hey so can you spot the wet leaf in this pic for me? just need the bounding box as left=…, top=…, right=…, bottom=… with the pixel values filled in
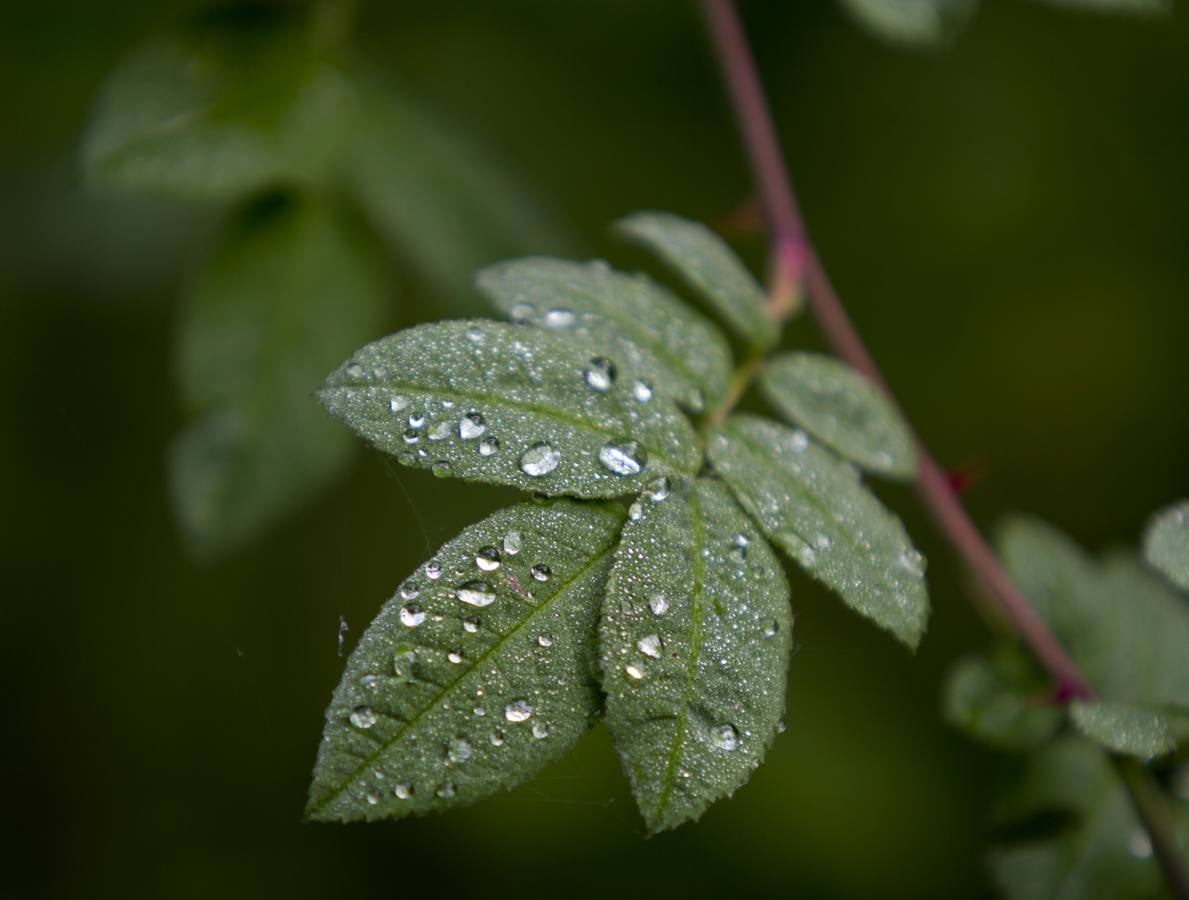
left=1144, top=500, right=1189, bottom=592
left=944, top=653, right=1062, bottom=752
left=319, top=320, right=701, bottom=498
left=616, top=211, right=776, bottom=350
left=1069, top=700, right=1176, bottom=761
left=600, top=478, right=792, bottom=832
left=760, top=352, right=915, bottom=479
left=170, top=194, right=386, bottom=557
left=709, top=414, right=928, bottom=647
left=307, top=499, right=625, bottom=821
left=82, top=10, right=355, bottom=199
left=477, top=257, right=732, bottom=410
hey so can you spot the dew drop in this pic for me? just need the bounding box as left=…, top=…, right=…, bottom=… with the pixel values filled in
left=459, top=412, right=486, bottom=440
left=637, top=634, right=662, bottom=658
left=478, top=437, right=500, bottom=457
left=629, top=501, right=644, bottom=521
left=530, top=564, right=552, bottom=582
left=633, top=380, right=654, bottom=402
left=649, top=594, right=670, bottom=616
left=436, top=781, right=456, bottom=799
left=400, top=581, right=421, bottom=601
left=531, top=721, right=550, bottom=740
left=463, top=616, right=481, bottom=634
left=896, top=549, right=927, bottom=578
left=431, top=460, right=453, bottom=478
left=402, top=428, right=420, bottom=445
left=465, top=326, right=484, bottom=342
left=427, top=420, right=452, bottom=442
left=346, top=362, right=365, bottom=379
left=349, top=706, right=378, bottom=729
left=475, top=546, right=501, bottom=571
left=763, top=619, right=780, bottom=638
left=446, top=737, right=472, bottom=764
left=711, top=724, right=739, bottom=751
left=447, top=647, right=465, bottom=664
left=425, top=562, right=443, bottom=580
left=503, top=531, right=522, bottom=556
left=504, top=699, right=533, bottom=722
left=490, top=732, right=506, bottom=746
left=407, top=412, right=426, bottom=429
left=360, top=674, right=383, bottom=690
left=813, top=533, right=833, bottom=551
left=543, top=307, right=575, bottom=328
left=599, top=440, right=646, bottom=476
left=777, top=717, right=787, bottom=734
left=365, top=789, right=381, bottom=805
left=537, top=634, right=553, bottom=647
left=582, top=357, right=617, bottom=392
left=400, top=604, right=426, bottom=627
left=645, top=476, right=670, bottom=501
left=389, top=395, right=409, bottom=413
left=624, top=662, right=645, bottom=680
left=394, top=781, right=413, bottom=800
left=790, top=429, right=809, bottom=452
left=520, top=442, right=561, bottom=477
left=473, top=706, right=486, bottom=717
left=456, top=581, right=496, bottom=607
left=509, top=302, right=535, bottom=321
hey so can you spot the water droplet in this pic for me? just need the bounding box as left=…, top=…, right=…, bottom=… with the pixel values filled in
left=896, top=549, right=926, bottom=578
left=637, top=634, right=662, bottom=658
left=441, top=399, right=455, bottom=409
left=360, top=674, right=383, bottom=690
left=431, top=460, right=453, bottom=478
left=459, top=412, right=486, bottom=440
left=394, top=781, right=413, bottom=799
left=732, top=531, right=750, bottom=561
left=509, top=302, right=535, bottom=321
left=389, top=395, right=409, bottom=413
left=624, top=662, right=645, bottom=680
left=407, top=412, right=426, bottom=429
left=465, top=326, right=484, bottom=342
left=645, top=476, right=670, bottom=501
left=711, top=724, right=739, bottom=751
left=478, top=437, right=500, bottom=457
left=537, top=634, right=553, bottom=647
left=473, top=706, right=486, bottom=717
left=520, top=442, right=561, bottom=477
left=490, top=732, right=505, bottom=746
left=350, top=706, right=378, bottom=729
left=532, top=721, right=550, bottom=739
left=776, top=717, right=787, bottom=734
left=402, top=428, right=420, bottom=445
left=463, top=616, right=481, bottom=634
left=790, top=430, right=809, bottom=452
left=629, top=502, right=644, bottom=521
left=346, top=362, right=365, bottom=379
left=1129, top=828, right=1153, bottom=858
left=504, top=700, right=533, bottom=722
left=456, top=581, right=496, bottom=607
left=446, top=737, right=472, bottom=764
left=400, top=581, right=421, bottom=601
left=633, top=380, right=653, bottom=402
left=763, top=619, right=780, bottom=638
left=543, top=307, right=574, bottom=328
left=530, top=564, right=552, bottom=582
left=393, top=644, right=416, bottom=679
left=475, top=546, right=501, bottom=571
left=599, top=440, right=646, bottom=476
left=366, top=789, right=381, bottom=805
left=813, top=533, right=833, bottom=551
left=649, top=594, right=669, bottom=616
left=447, top=647, right=464, bottom=664
left=400, top=604, right=426, bottom=627
left=582, top=357, right=616, bottom=392
left=503, top=531, right=522, bottom=556
left=427, top=420, right=452, bottom=442
left=425, top=562, right=443, bottom=580
left=436, top=781, right=456, bottom=799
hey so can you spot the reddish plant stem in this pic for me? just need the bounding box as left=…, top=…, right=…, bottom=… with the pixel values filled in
left=699, top=1, right=1187, bottom=895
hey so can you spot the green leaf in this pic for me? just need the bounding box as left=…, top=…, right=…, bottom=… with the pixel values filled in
left=82, top=10, right=355, bottom=200
left=170, top=194, right=386, bottom=557
left=307, top=499, right=625, bottom=821
left=943, top=654, right=1062, bottom=752
left=837, top=0, right=978, bottom=45
left=340, top=70, right=573, bottom=304
left=1144, top=500, right=1189, bottom=592
left=759, top=352, right=916, bottom=479
left=1069, top=700, right=1176, bottom=761
left=1000, top=518, right=1189, bottom=711
left=319, top=320, right=701, bottom=498
left=600, top=477, right=791, bottom=832
left=708, top=414, right=929, bottom=647
left=476, top=257, right=732, bottom=411
left=616, top=211, right=776, bottom=350
left=990, top=739, right=1187, bottom=900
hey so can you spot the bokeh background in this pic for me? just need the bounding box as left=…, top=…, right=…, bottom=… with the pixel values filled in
left=4, top=1, right=1189, bottom=897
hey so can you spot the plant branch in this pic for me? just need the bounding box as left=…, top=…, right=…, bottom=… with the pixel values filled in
left=699, top=1, right=1188, bottom=894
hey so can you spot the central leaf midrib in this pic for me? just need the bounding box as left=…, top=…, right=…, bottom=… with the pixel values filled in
left=309, top=529, right=620, bottom=815
left=653, top=484, right=707, bottom=822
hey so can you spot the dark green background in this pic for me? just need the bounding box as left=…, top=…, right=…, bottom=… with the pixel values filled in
left=3, top=1, right=1187, bottom=897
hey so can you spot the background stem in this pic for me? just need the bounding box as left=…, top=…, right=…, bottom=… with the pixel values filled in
left=698, top=0, right=1187, bottom=894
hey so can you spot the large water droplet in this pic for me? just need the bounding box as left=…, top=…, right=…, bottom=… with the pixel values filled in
left=407, top=412, right=426, bottom=429
left=503, top=531, right=522, bottom=556
left=400, top=604, right=426, bottom=627
left=475, top=546, right=502, bottom=571
left=425, top=561, right=443, bottom=580
left=520, top=442, right=561, bottom=477
left=504, top=699, right=533, bottom=722
left=456, top=581, right=496, bottom=607
left=459, top=412, right=486, bottom=440
left=530, top=564, right=552, bottom=582
left=447, top=647, right=465, bottom=664
left=350, top=706, right=378, bottom=729
left=478, top=437, right=500, bottom=457
left=583, top=357, right=616, bottom=392
left=649, top=594, right=670, bottom=616
left=624, top=662, right=645, bottom=680
left=637, top=634, right=662, bottom=658
left=711, top=724, right=739, bottom=751
left=599, top=440, right=646, bottom=476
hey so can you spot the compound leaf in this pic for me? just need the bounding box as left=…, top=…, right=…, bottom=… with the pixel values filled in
left=837, top=0, right=978, bottom=44
left=1144, top=500, right=1189, bottom=592
left=307, top=499, right=625, bottom=821
left=476, top=257, right=732, bottom=411
left=83, top=9, right=355, bottom=199
left=943, top=653, right=1062, bottom=752
left=600, top=477, right=791, bottom=832
left=171, top=194, right=386, bottom=557
left=616, top=211, right=776, bottom=350
left=709, top=414, right=928, bottom=647
left=760, top=352, right=916, bottom=479
left=1069, top=700, right=1176, bottom=761
left=990, top=739, right=1187, bottom=900
left=340, top=71, right=573, bottom=304
left=319, top=320, right=701, bottom=497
